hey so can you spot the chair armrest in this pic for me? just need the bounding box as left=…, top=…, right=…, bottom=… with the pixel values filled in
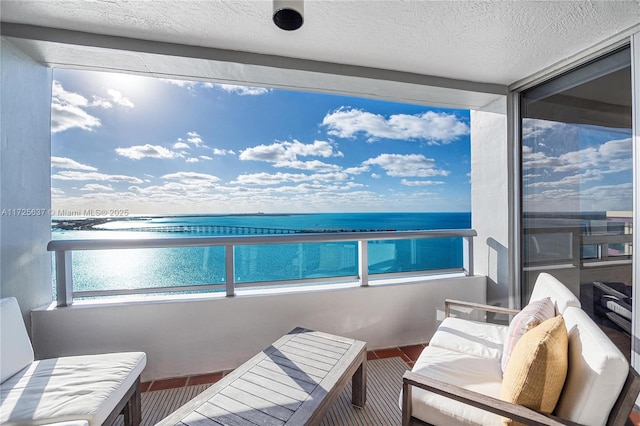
left=444, top=299, right=520, bottom=318
left=402, top=371, right=582, bottom=426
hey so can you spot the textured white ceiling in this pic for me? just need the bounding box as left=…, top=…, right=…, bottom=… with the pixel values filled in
left=2, top=0, right=639, bottom=86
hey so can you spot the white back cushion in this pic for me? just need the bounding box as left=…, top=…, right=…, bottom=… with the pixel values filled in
left=554, top=306, right=628, bottom=426
left=1, top=297, right=34, bottom=382
left=529, top=273, right=580, bottom=314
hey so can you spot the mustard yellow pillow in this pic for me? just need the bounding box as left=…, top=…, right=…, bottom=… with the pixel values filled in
left=500, top=315, right=568, bottom=425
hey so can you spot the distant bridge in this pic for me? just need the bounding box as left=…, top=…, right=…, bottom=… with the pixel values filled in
left=119, top=225, right=304, bottom=235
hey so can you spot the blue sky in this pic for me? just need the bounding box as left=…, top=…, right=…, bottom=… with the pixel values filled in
left=51, top=68, right=471, bottom=215
left=522, top=119, right=632, bottom=213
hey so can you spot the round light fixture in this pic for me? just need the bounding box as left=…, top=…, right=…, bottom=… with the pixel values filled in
left=273, top=0, right=304, bottom=31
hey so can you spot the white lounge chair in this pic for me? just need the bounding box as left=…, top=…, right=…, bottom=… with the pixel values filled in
left=0, top=297, right=146, bottom=425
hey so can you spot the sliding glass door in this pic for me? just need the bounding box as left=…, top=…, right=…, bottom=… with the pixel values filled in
left=521, top=46, right=633, bottom=358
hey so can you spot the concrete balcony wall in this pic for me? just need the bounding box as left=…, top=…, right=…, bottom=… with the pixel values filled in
left=470, top=98, right=510, bottom=308
left=0, top=38, right=53, bottom=329
left=31, top=275, right=485, bottom=381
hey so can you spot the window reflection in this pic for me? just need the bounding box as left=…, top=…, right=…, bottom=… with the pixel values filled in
left=521, top=47, right=632, bottom=359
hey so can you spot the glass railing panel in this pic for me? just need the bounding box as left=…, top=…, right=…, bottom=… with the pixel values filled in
left=368, top=237, right=463, bottom=275
left=234, top=242, right=358, bottom=283
left=70, top=246, right=226, bottom=294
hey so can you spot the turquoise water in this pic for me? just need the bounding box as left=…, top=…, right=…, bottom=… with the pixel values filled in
left=52, top=212, right=471, bottom=294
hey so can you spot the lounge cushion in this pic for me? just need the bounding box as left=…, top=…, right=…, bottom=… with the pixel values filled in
left=407, top=346, right=504, bottom=426
left=501, top=297, right=555, bottom=373
left=430, top=317, right=508, bottom=360
left=554, top=307, right=628, bottom=426
left=528, top=273, right=580, bottom=314
left=500, top=315, right=568, bottom=422
left=0, top=352, right=146, bottom=426
left=0, top=297, right=35, bottom=383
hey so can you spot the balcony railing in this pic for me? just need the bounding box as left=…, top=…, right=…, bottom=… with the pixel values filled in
left=47, top=229, right=477, bottom=307
left=523, top=226, right=633, bottom=269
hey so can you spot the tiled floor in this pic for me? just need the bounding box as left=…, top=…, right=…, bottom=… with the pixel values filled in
left=140, top=343, right=426, bottom=392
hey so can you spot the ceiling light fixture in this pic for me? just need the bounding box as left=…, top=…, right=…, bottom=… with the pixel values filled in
left=273, top=0, right=304, bottom=31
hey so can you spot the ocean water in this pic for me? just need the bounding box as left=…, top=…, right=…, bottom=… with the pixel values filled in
left=52, top=212, right=471, bottom=295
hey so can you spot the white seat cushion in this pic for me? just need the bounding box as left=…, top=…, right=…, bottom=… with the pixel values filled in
left=0, top=352, right=146, bottom=426
left=406, top=346, right=504, bottom=426
left=554, top=307, right=628, bottom=426
left=529, top=273, right=580, bottom=314
left=0, top=297, right=35, bottom=383
left=429, top=317, right=508, bottom=360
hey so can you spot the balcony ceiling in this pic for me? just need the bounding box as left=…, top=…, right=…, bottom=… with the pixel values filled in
left=1, top=1, right=639, bottom=108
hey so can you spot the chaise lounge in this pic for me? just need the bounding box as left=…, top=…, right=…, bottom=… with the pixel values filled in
left=402, top=273, right=640, bottom=425
left=0, top=297, right=147, bottom=426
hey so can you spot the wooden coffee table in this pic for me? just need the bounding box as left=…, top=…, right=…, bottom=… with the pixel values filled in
left=158, top=327, right=367, bottom=426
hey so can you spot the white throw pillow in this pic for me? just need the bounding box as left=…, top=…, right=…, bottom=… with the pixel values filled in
left=501, top=297, right=555, bottom=374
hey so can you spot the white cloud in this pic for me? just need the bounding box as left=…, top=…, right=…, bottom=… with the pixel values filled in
left=322, top=108, right=469, bottom=143
left=218, top=84, right=270, bottom=96
left=556, top=138, right=632, bottom=173
left=234, top=172, right=310, bottom=185
left=400, top=179, right=445, bottom=186
left=529, top=169, right=603, bottom=189
left=80, top=183, right=114, bottom=192
left=51, top=81, right=101, bottom=133
left=107, top=89, right=134, bottom=108
left=186, top=158, right=199, bottom=163
left=51, top=81, right=134, bottom=133
left=162, top=172, right=222, bottom=184
left=233, top=171, right=349, bottom=186
left=52, top=170, right=144, bottom=184
left=199, top=155, right=213, bottom=160
left=213, top=148, right=235, bottom=156
left=186, top=131, right=204, bottom=146
left=162, top=79, right=199, bottom=88
left=523, top=138, right=632, bottom=184
left=240, top=139, right=342, bottom=171
left=522, top=119, right=566, bottom=140
left=363, top=154, right=449, bottom=177
left=344, top=165, right=369, bottom=175
left=90, top=97, right=113, bottom=108
left=173, top=141, right=190, bottom=149
left=51, top=156, right=97, bottom=171
left=116, top=144, right=181, bottom=160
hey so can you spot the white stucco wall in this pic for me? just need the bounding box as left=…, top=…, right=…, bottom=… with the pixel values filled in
left=0, top=38, right=53, bottom=328
left=470, top=98, right=510, bottom=309
left=31, top=275, right=485, bottom=381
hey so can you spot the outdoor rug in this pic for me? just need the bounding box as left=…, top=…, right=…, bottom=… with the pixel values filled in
left=114, top=356, right=407, bottom=425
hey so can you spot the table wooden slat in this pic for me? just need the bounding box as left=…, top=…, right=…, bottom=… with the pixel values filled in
left=241, top=371, right=311, bottom=401
left=230, top=379, right=302, bottom=411
left=220, top=385, right=294, bottom=422
left=289, top=335, right=350, bottom=355
left=285, top=340, right=345, bottom=359
left=250, top=365, right=319, bottom=393
left=209, top=393, right=285, bottom=426
left=277, top=344, right=342, bottom=366
left=267, top=354, right=330, bottom=379
left=257, top=359, right=323, bottom=384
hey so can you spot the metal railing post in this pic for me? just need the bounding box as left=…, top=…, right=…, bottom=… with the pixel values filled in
left=225, top=245, right=235, bottom=297
left=56, top=250, right=73, bottom=307
left=463, top=236, right=474, bottom=276
left=571, top=227, right=581, bottom=267
left=358, top=240, right=369, bottom=286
